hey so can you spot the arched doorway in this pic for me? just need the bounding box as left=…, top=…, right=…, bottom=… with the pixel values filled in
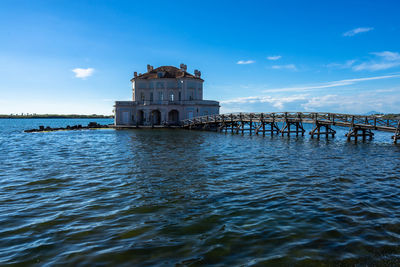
left=138, top=110, right=145, bottom=125
left=151, top=110, right=161, bottom=125
left=168, top=110, right=179, bottom=125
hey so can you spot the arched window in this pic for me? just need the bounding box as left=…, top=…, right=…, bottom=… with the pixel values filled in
left=170, top=92, right=174, bottom=101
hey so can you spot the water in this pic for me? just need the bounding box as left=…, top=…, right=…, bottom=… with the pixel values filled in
left=1, top=119, right=400, bottom=266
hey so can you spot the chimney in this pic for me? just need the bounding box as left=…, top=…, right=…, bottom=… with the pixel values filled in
left=147, top=64, right=153, bottom=72
left=134, top=72, right=137, bottom=78
left=180, top=63, right=187, bottom=72
left=198, top=71, right=201, bottom=78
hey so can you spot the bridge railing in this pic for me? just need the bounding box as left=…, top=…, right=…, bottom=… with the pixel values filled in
left=181, top=112, right=400, bottom=129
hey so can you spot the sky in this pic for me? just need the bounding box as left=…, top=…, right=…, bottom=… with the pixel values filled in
left=1, top=0, right=400, bottom=115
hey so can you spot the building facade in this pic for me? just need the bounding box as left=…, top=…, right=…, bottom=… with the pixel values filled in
left=114, top=64, right=220, bottom=126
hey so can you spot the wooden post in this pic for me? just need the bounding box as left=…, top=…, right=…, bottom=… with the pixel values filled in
left=353, top=127, right=358, bottom=143
left=271, top=114, right=275, bottom=136
left=249, top=113, right=253, bottom=135
left=240, top=113, right=244, bottom=134
left=393, top=120, right=400, bottom=144
left=222, top=115, right=226, bottom=133
left=261, top=113, right=265, bottom=136
left=231, top=113, right=234, bottom=133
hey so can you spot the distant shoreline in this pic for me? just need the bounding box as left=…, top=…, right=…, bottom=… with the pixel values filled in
left=0, top=115, right=114, bottom=119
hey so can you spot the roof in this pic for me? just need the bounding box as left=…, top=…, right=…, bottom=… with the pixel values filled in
left=132, top=66, right=203, bottom=81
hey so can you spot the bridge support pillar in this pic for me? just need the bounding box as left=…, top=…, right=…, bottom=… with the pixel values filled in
left=393, top=133, right=400, bottom=144
left=310, top=122, right=336, bottom=139
left=255, top=121, right=280, bottom=136
left=346, top=127, right=374, bottom=142
left=392, top=121, right=400, bottom=144
left=280, top=121, right=305, bottom=136
left=280, top=115, right=305, bottom=136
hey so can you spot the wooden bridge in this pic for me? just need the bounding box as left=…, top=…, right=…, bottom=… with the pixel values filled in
left=181, top=112, right=400, bottom=143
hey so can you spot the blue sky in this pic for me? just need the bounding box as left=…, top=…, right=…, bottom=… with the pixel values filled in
left=1, top=0, right=400, bottom=115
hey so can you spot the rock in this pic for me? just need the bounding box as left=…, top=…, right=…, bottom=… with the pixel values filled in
left=88, top=122, right=99, bottom=128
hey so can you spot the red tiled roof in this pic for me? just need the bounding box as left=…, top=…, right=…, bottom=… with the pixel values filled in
left=132, top=66, right=203, bottom=81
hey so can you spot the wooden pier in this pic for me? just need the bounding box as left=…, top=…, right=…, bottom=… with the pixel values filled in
left=181, top=112, right=400, bottom=143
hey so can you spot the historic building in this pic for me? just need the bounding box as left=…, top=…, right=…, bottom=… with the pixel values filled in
left=114, top=64, right=220, bottom=126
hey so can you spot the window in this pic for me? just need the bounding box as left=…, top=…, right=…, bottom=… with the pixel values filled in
left=178, top=92, right=181, bottom=101
left=140, top=92, right=145, bottom=101
left=158, top=91, right=164, bottom=101
left=150, top=92, right=153, bottom=101
left=157, top=72, right=163, bottom=78
left=156, top=82, right=163, bottom=89
left=170, top=92, right=174, bottom=101
left=187, top=81, right=195, bottom=89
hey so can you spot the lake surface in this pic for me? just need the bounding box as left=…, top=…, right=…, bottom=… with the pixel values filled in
left=1, top=118, right=400, bottom=266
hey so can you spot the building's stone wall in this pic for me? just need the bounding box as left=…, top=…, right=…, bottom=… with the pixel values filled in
left=114, top=65, right=219, bottom=126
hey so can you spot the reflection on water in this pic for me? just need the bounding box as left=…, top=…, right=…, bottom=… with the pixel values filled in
left=1, top=119, right=400, bottom=265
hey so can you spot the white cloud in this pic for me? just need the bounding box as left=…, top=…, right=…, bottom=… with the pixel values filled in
left=372, top=51, right=400, bottom=61
left=262, top=74, right=400, bottom=93
left=353, top=62, right=400, bottom=71
left=221, top=94, right=308, bottom=109
left=327, top=60, right=356, bottom=69
left=343, top=27, right=374, bottom=37
left=272, top=64, right=297, bottom=70
left=72, top=68, right=94, bottom=79
left=301, top=95, right=341, bottom=110
left=300, top=92, right=399, bottom=113
left=267, top=55, right=282, bottom=61
left=237, top=60, right=255, bottom=65
left=220, top=90, right=400, bottom=114
left=353, top=51, right=400, bottom=71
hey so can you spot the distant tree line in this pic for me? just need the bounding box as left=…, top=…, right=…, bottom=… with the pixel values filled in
left=381, top=113, right=400, bottom=119
left=0, top=114, right=114, bottom=119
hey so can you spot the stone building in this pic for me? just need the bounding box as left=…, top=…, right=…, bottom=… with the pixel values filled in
left=114, top=64, right=220, bottom=126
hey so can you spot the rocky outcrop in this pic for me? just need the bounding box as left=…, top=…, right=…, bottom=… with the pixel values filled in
left=24, top=122, right=110, bottom=133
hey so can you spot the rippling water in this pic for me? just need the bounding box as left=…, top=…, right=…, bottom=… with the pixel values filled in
left=1, top=118, right=400, bottom=265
